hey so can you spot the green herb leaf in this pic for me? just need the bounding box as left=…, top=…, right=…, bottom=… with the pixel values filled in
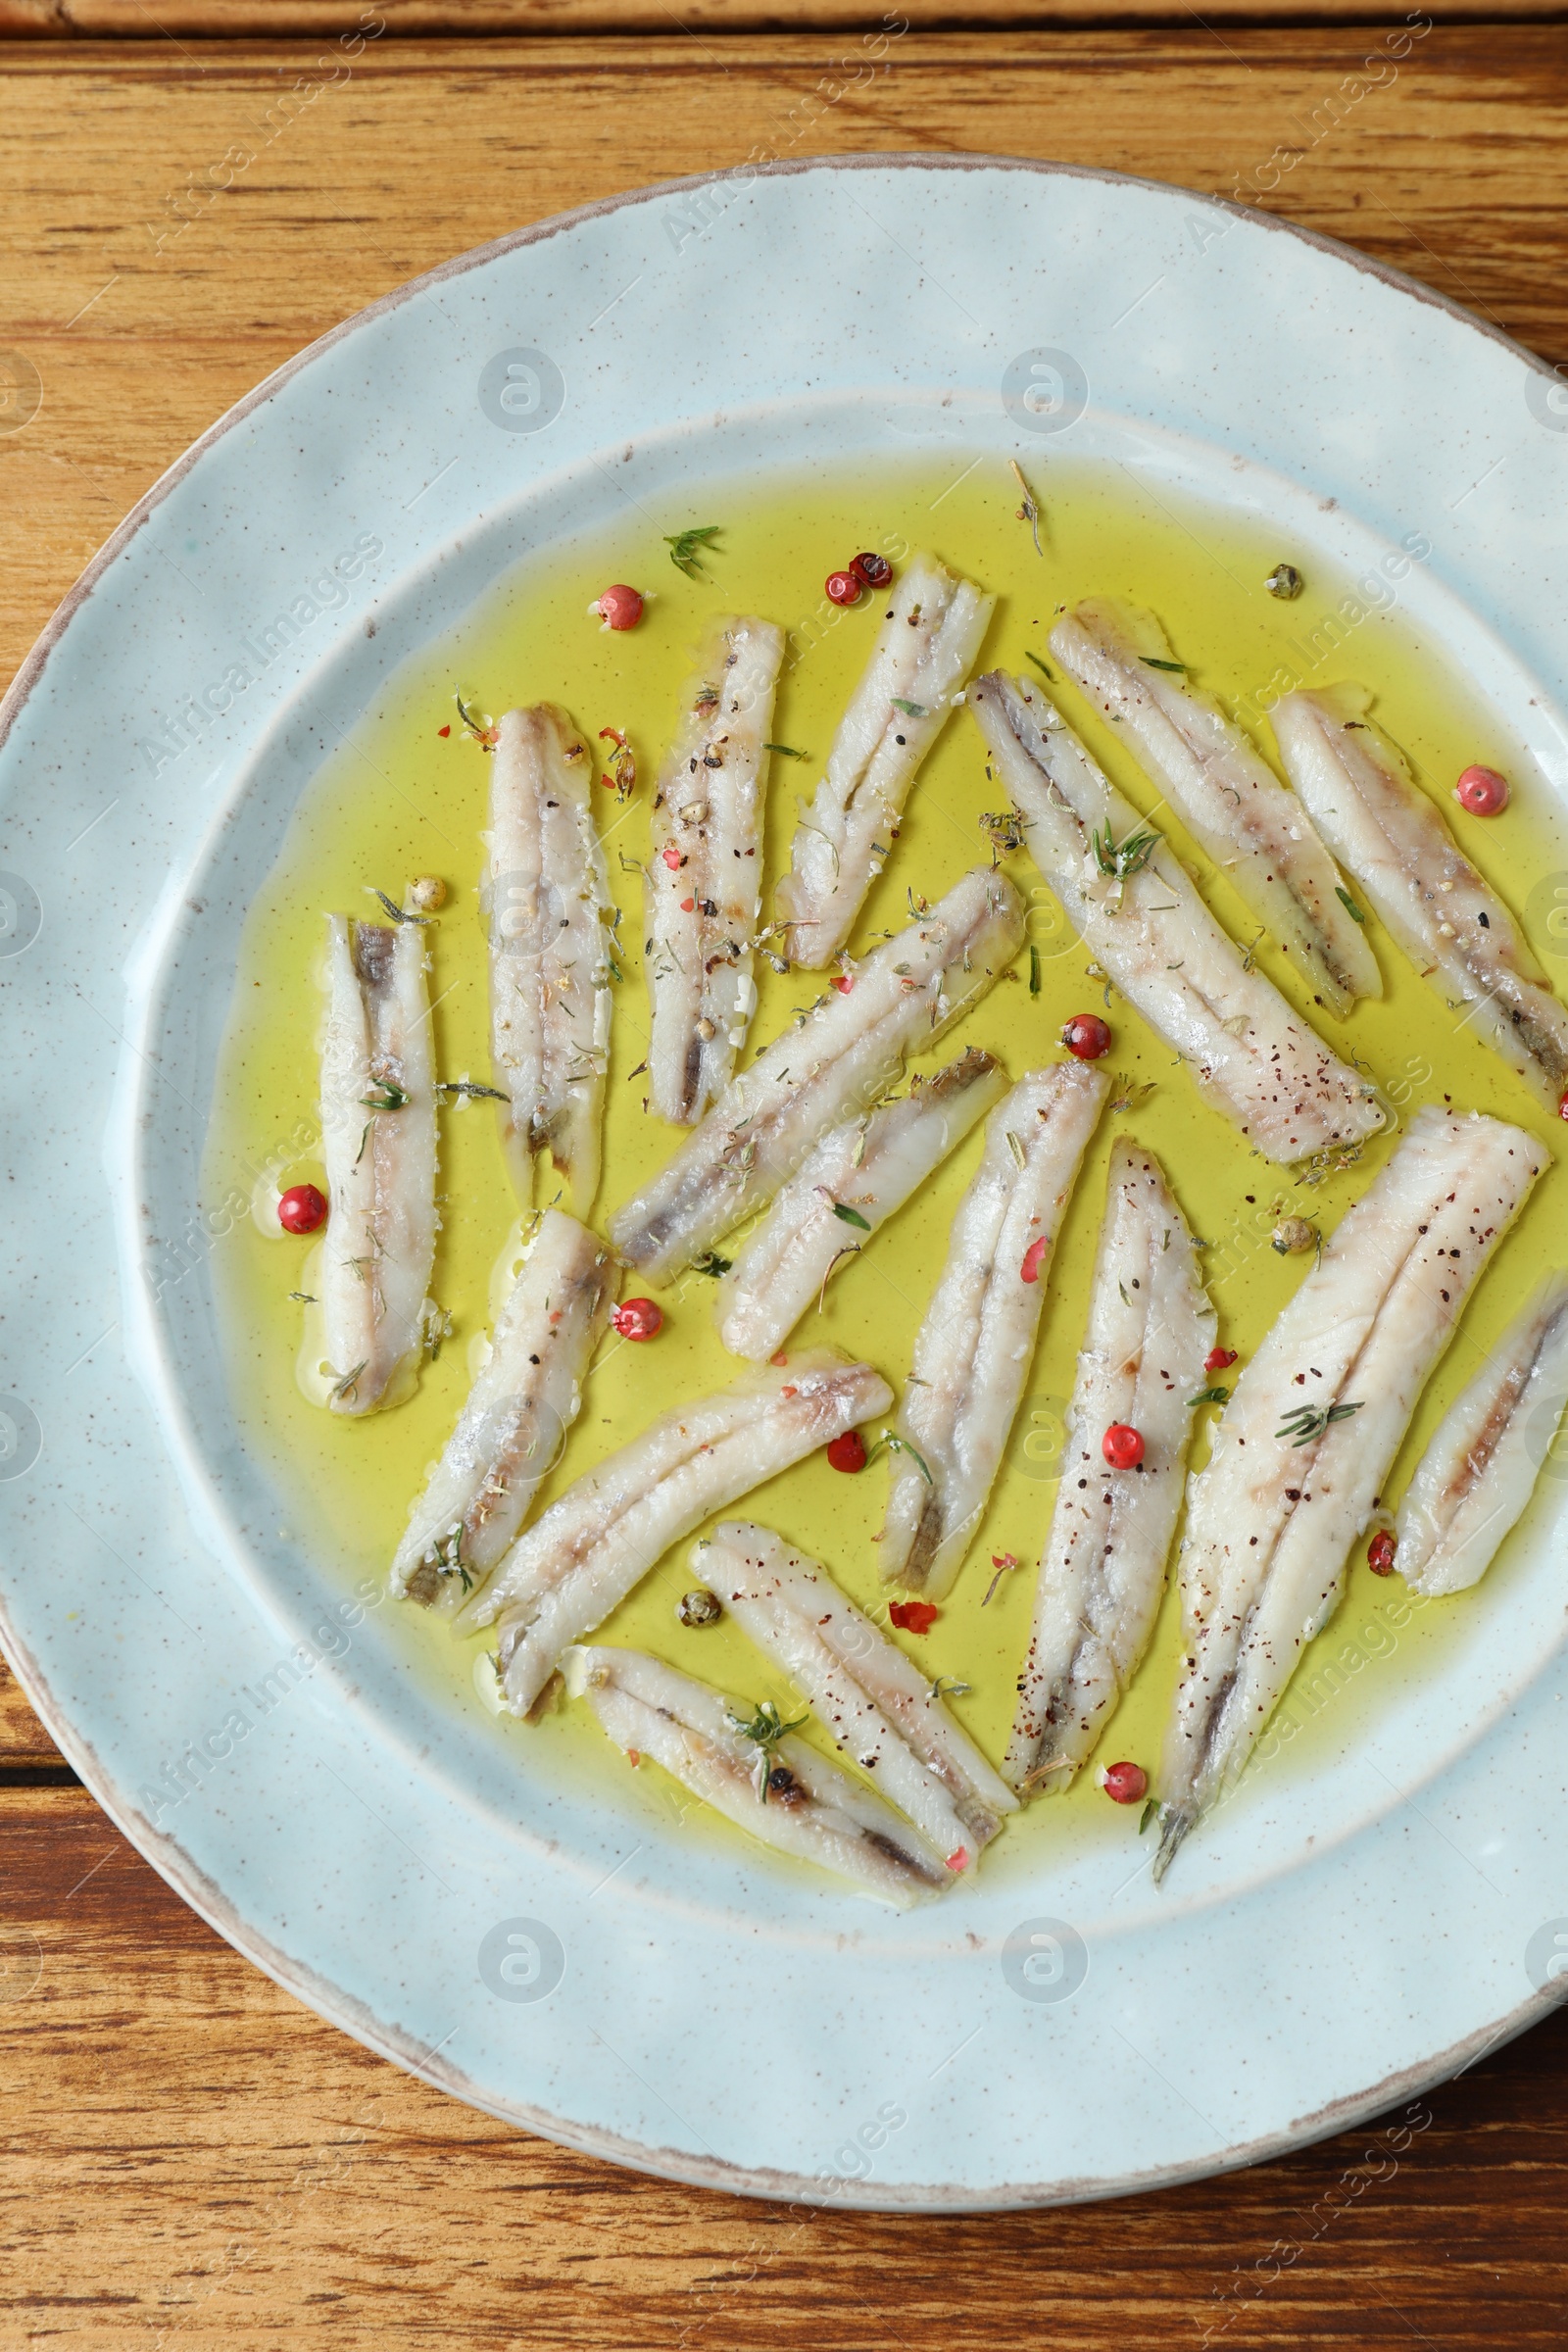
left=864, top=1430, right=934, bottom=1485
left=436, top=1080, right=509, bottom=1102
left=1091, top=822, right=1161, bottom=886
left=1024, top=648, right=1054, bottom=682
left=360, top=1082, right=411, bottom=1112
left=1335, top=886, right=1367, bottom=924
left=833, top=1202, right=872, bottom=1231
left=1139, top=656, right=1187, bottom=673
left=762, top=742, right=808, bottom=760
left=1186, top=1385, right=1230, bottom=1407
left=1139, top=1796, right=1159, bottom=1835
left=664, top=524, right=722, bottom=579
left=890, top=697, right=927, bottom=718
left=368, top=886, right=431, bottom=926
left=1029, top=944, right=1041, bottom=997
left=690, top=1250, right=733, bottom=1277
left=1275, top=1399, right=1363, bottom=1446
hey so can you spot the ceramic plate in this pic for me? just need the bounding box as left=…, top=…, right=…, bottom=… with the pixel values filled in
left=5, top=156, right=1568, bottom=2210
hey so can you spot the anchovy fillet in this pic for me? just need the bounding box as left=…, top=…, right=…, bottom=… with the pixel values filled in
left=970, top=672, right=1386, bottom=1165
left=456, top=1352, right=894, bottom=1712
left=563, top=1645, right=950, bottom=1907
left=1004, top=1141, right=1215, bottom=1794
left=1050, top=598, right=1379, bottom=1016
left=701, top=1521, right=1018, bottom=1868
left=646, top=617, right=784, bottom=1124
left=485, top=703, right=614, bottom=1209
left=1271, top=684, right=1568, bottom=1114
left=715, top=1047, right=1007, bottom=1361
left=389, top=1210, right=614, bottom=1610
left=881, top=1061, right=1109, bottom=1598
left=1396, top=1272, right=1568, bottom=1596
left=1156, top=1107, right=1545, bottom=1877
left=779, top=554, right=995, bottom=967
left=610, top=866, right=1025, bottom=1282
left=318, top=916, right=438, bottom=1415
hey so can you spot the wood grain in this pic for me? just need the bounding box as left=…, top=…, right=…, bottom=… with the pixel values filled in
left=4, top=0, right=1568, bottom=32
left=1, top=28, right=1566, bottom=705
left=3, top=30, right=1568, bottom=2344
left=0, top=1657, right=62, bottom=1768
left=3, top=1786, right=1568, bottom=2347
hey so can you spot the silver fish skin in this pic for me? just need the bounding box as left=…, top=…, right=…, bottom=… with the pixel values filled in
left=714, top=1047, right=1007, bottom=1362
left=610, top=866, right=1025, bottom=1282
left=1271, top=683, right=1568, bottom=1114
left=1004, top=1140, right=1215, bottom=1794
left=485, top=703, right=614, bottom=1211
left=701, top=1521, right=1017, bottom=1869
left=780, top=554, right=995, bottom=968
left=389, top=1210, right=614, bottom=1610
left=318, top=915, right=438, bottom=1416
left=456, top=1352, right=894, bottom=1711
left=1049, top=597, right=1380, bottom=1017
left=1156, top=1107, right=1545, bottom=1878
left=881, top=1061, right=1109, bottom=1599
left=969, top=671, right=1386, bottom=1165
left=563, top=1645, right=950, bottom=1907
left=646, top=617, right=784, bottom=1124
left=1396, top=1272, right=1568, bottom=1596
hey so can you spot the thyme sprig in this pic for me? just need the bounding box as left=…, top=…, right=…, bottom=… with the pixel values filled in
left=664, top=524, right=722, bottom=579
left=1276, top=1399, right=1362, bottom=1446
left=1335, top=886, right=1367, bottom=924
left=763, top=741, right=808, bottom=760
left=436, top=1080, right=510, bottom=1102
left=431, top=1524, right=473, bottom=1593
left=831, top=1201, right=872, bottom=1232
left=360, top=1082, right=411, bottom=1112
left=1009, top=460, right=1044, bottom=558
left=1187, top=1385, right=1230, bottom=1407
left=368, top=886, right=431, bottom=926
left=455, top=691, right=499, bottom=748
left=1139, top=656, right=1187, bottom=674
left=725, top=1697, right=808, bottom=1802
left=690, top=1250, right=733, bottom=1277
left=1090, top=821, right=1161, bottom=895
left=1024, top=648, right=1054, bottom=681
left=864, top=1430, right=934, bottom=1486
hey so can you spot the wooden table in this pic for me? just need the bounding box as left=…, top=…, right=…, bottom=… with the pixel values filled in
left=4, top=24, right=1568, bottom=2343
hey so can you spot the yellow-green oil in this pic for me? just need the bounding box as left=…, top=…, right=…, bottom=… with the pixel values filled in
left=203, top=454, right=1567, bottom=1872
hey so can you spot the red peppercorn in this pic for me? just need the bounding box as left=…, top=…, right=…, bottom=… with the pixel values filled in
left=679, top=897, right=695, bottom=912
left=825, top=569, right=862, bottom=608
left=662, top=845, right=682, bottom=870
left=831, top=974, right=853, bottom=994
left=1453, top=762, right=1508, bottom=816
left=612, top=1298, right=662, bottom=1342
left=1367, top=1529, right=1396, bottom=1577
left=852, top=551, right=893, bottom=589
left=1102, top=1423, right=1145, bottom=1469
left=277, top=1183, right=327, bottom=1235
left=1020, top=1236, right=1049, bottom=1284
left=1205, top=1347, right=1238, bottom=1374
left=1559, top=1090, right=1568, bottom=1123
left=945, top=1844, right=970, bottom=1873
left=826, top=1429, right=867, bottom=1473
left=593, top=583, right=644, bottom=631
left=1061, top=1013, right=1112, bottom=1060
left=1099, top=1760, right=1148, bottom=1804
left=889, top=1599, right=939, bottom=1635
left=437, top=724, right=452, bottom=738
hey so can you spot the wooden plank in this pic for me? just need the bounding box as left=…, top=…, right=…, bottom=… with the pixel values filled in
left=3, top=0, right=1568, bottom=32
left=2, top=1786, right=1567, bottom=2345
left=0, top=28, right=1565, bottom=707
left=0, top=1656, right=62, bottom=1768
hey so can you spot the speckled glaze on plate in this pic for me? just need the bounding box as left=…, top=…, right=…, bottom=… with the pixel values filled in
left=3, top=157, right=1568, bottom=2210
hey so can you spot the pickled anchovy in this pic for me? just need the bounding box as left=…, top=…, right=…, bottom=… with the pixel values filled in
left=484, top=703, right=614, bottom=1209
left=779, top=554, right=994, bottom=967
left=610, top=866, right=1025, bottom=1282
left=389, top=1210, right=614, bottom=1610
left=1004, top=1141, right=1214, bottom=1793
left=715, top=1047, right=1006, bottom=1361
left=969, top=671, right=1386, bottom=1165
left=564, top=1646, right=950, bottom=1907
left=457, top=1352, right=894, bottom=1713
left=646, top=617, right=784, bottom=1124
left=703, top=1520, right=1017, bottom=1869
left=1156, top=1107, right=1545, bottom=1878
left=1272, top=684, right=1568, bottom=1113
left=318, top=915, right=438, bottom=1416
left=1396, top=1273, right=1568, bottom=1596
left=1050, top=597, right=1379, bottom=1016
left=881, top=1062, right=1109, bottom=1598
